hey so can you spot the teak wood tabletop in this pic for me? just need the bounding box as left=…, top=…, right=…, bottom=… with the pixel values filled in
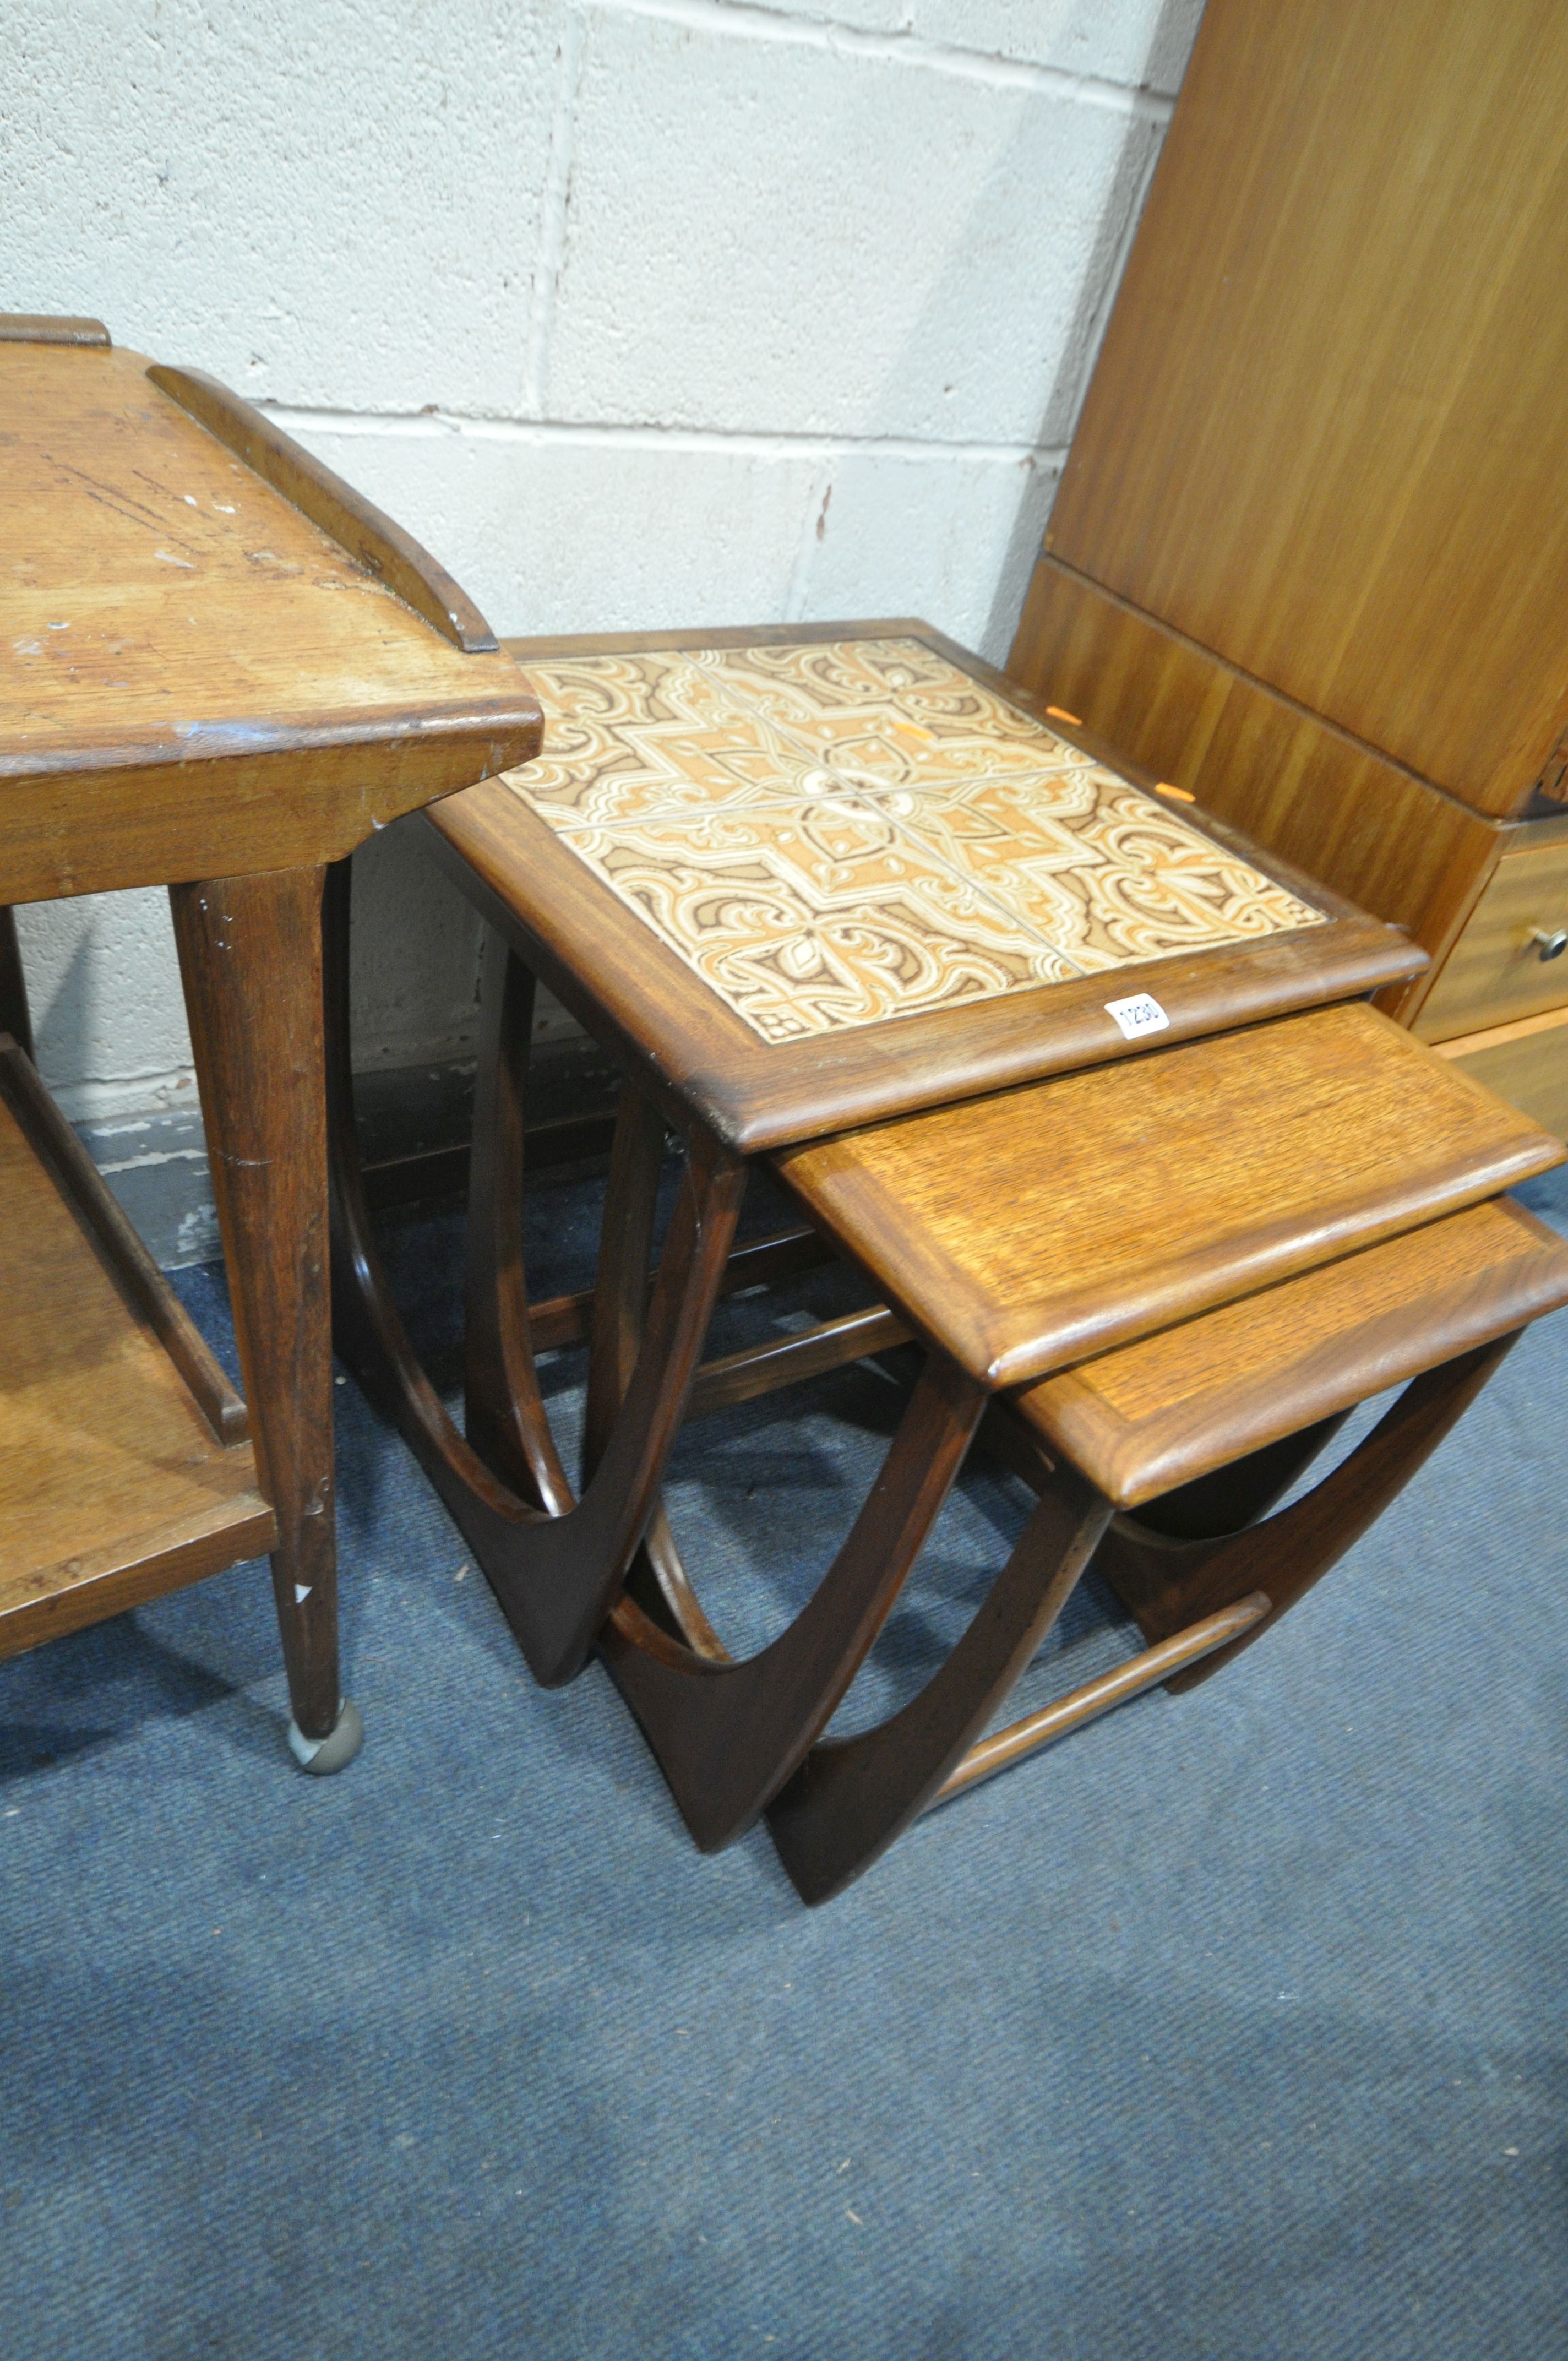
left=0, top=315, right=542, bottom=1764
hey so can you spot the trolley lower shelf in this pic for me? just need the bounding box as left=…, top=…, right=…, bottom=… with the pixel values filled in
left=0, top=1033, right=275, bottom=1660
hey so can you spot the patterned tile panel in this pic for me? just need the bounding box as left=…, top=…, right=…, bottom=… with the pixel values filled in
left=509, top=650, right=821, bottom=825
left=499, top=638, right=1324, bottom=1040
left=874, top=771, right=1319, bottom=977
left=700, top=635, right=1052, bottom=786
left=569, top=797, right=1074, bottom=1043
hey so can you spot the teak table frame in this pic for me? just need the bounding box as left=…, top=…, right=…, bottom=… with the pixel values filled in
left=595, top=1003, right=1566, bottom=1891
left=760, top=1331, right=1526, bottom=1902
left=754, top=1085, right=1568, bottom=1896
left=323, top=625, right=1444, bottom=1796
left=0, top=315, right=542, bottom=1765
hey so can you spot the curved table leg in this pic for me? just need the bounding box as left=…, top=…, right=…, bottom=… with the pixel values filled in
left=323, top=861, right=747, bottom=1686
left=582, top=1086, right=733, bottom=1658
left=584, top=1082, right=666, bottom=1486
left=461, top=923, right=573, bottom=1514
left=768, top=1336, right=1520, bottom=1900
left=765, top=1462, right=1113, bottom=1905
left=1123, top=1411, right=1350, bottom=1543
left=582, top=1133, right=1004, bottom=1851
left=601, top=1354, right=988, bottom=1850
left=1096, top=1335, right=1518, bottom=1692
left=637, top=1502, right=730, bottom=1663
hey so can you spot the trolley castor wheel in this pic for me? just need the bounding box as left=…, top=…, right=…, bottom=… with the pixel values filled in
left=287, top=1698, right=364, bottom=1775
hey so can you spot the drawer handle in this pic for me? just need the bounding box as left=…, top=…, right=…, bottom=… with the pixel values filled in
left=1533, top=928, right=1568, bottom=961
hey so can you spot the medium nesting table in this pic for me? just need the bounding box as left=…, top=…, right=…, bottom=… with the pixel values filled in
left=0, top=314, right=541, bottom=1766
left=319, top=624, right=1568, bottom=1883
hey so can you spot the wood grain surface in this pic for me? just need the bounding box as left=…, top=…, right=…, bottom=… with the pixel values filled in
left=773, top=1004, right=1566, bottom=1387
left=0, top=339, right=542, bottom=901
left=0, top=1033, right=275, bottom=1656
left=426, top=621, right=1421, bottom=1152
left=1016, top=1198, right=1568, bottom=1506
left=171, top=866, right=344, bottom=1737
left=2, top=1033, right=247, bottom=1443
left=1043, top=0, right=1568, bottom=817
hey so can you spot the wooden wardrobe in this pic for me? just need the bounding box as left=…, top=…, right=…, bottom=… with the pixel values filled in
left=1007, top=0, right=1568, bottom=1133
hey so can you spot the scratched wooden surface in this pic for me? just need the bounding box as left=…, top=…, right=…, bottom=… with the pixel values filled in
left=0, top=337, right=541, bottom=900
left=0, top=321, right=539, bottom=1739
left=1, top=339, right=508, bottom=750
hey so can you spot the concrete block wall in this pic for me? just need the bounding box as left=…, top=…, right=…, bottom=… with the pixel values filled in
left=6, top=0, right=1200, bottom=1152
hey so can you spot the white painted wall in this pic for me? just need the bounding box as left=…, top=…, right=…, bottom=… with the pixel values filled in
left=4, top=0, right=1201, bottom=1123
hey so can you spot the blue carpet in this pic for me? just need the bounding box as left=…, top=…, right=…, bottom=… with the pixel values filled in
left=3, top=1162, right=1567, bottom=2360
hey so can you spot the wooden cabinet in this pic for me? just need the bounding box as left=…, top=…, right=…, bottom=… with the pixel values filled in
left=1005, top=0, right=1568, bottom=1118
left=1415, top=825, right=1568, bottom=1041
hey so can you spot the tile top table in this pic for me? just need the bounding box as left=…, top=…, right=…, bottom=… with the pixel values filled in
left=427, top=624, right=1424, bottom=1151
left=330, top=620, right=1431, bottom=1702
left=0, top=315, right=542, bottom=1764
left=357, top=618, right=1566, bottom=1889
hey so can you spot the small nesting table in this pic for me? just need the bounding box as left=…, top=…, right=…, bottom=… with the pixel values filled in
left=759, top=1027, right=1568, bottom=1896
left=317, top=624, right=1568, bottom=1884
left=0, top=315, right=541, bottom=1765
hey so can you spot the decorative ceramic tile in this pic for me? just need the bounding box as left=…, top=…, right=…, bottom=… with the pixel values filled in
left=500, top=638, right=1324, bottom=1039
left=512, top=651, right=824, bottom=825
left=874, top=771, right=1319, bottom=977
left=563, top=796, right=1075, bottom=1043
left=701, top=635, right=1052, bottom=787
